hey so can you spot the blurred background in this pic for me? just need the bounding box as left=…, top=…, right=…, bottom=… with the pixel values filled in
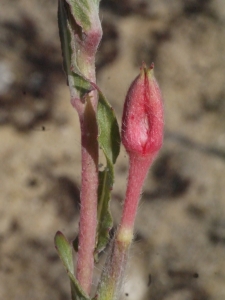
left=1, top=0, right=225, bottom=299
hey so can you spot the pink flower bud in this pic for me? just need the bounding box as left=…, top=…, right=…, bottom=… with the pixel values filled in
left=122, top=63, right=164, bottom=157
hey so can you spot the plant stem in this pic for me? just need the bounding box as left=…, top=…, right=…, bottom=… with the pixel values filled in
left=97, top=154, right=154, bottom=300
left=72, top=17, right=102, bottom=294
left=97, top=235, right=129, bottom=300
left=76, top=94, right=99, bottom=295
left=72, top=49, right=100, bottom=294
left=118, top=154, right=154, bottom=236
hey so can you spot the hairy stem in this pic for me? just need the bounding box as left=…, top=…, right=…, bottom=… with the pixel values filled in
left=97, top=154, right=154, bottom=300
left=71, top=16, right=102, bottom=292
left=76, top=94, right=99, bottom=294
left=118, top=154, right=154, bottom=234
left=97, top=235, right=129, bottom=300
left=73, top=51, right=100, bottom=294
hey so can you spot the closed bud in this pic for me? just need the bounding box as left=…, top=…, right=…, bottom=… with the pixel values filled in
left=122, top=63, right=164, bottom=157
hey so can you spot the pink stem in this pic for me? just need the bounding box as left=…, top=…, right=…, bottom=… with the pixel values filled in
left=76, top=93, right=99, bottom=294
left=73, top=27, right=102, bottom=291
left=64, top=7, right=102, bottom=294
left=119, top=153, right=154, bottom=233
left=73, top=50, right=99, bottom=295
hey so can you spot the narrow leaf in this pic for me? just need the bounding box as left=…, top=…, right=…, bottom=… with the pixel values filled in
left=95, top=90, right=121, bottom=259
left=58, top=0, right=73, bottom=77
left=54, top=231, right=90, bottom=300
left=97, top=91, right=120, bottom=164
left=95, top=167, right=113, bottom=260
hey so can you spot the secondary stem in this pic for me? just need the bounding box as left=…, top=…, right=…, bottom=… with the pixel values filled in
left=97, top=154, right=154, bottom=300
left=118, top=154, right=154, bottom=235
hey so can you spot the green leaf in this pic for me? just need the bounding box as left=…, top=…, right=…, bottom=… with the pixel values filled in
left=97, top=91, right=120, bottom=164
left=95, top=168, right=113, bottom=260
left=58, top=0, right=97, bottom=101
left=95, top=90, right=121, bottom=260
left=58, top=0, right=73, bottom=78
left=54, top=231, right=90, bottom=300
left=68, top=0, right=92, bottom=31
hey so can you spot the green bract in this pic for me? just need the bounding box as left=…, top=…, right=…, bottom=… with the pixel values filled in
left=55, top=232, right=90, bottom=300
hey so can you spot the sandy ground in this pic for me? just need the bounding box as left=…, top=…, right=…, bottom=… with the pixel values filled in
left=1, top=1, right=225, bottom=299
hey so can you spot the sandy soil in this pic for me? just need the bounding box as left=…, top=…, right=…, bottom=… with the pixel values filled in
left=1, top=1, right=225, bottom=299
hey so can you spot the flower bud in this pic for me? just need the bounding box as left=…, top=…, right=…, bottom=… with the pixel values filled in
left=122, top=63, right=164, bottom=157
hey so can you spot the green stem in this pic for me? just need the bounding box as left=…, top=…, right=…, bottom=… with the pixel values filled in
left=97, top=236, right=129, bottom=300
